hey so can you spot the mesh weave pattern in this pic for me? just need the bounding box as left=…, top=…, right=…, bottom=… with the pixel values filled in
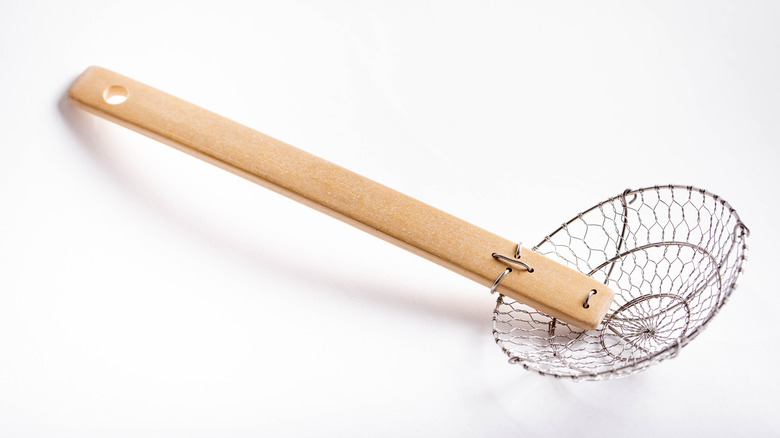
left=493, top=186, right=748, bottom=380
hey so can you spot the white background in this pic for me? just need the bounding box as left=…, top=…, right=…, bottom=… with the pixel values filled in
left=1, top=1, right=778, bottom=436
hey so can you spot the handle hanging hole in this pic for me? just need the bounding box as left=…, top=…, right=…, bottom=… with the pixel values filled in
left=103, top=85, right=128, bottom=105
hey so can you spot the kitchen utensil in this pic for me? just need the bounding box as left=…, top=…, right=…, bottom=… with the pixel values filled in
left=67, top=67, right=748, bottom=379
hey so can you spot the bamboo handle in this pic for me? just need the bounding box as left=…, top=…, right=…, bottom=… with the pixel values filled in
left=67, top=66, right=613, bottom=330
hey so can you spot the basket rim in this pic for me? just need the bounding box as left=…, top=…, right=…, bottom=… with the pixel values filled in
left=534, top=184, right=749, bottom=252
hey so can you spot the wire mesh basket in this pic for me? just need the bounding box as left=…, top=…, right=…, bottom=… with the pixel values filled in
left=493, top=185, right=749, bottom=380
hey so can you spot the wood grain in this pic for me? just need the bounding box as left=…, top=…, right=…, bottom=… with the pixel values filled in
left=68, top=66, right=614, bottom=330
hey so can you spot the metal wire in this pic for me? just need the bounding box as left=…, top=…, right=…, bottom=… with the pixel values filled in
left=492, top=185, right=749, bottom=380
left=491, top=253, right=534, bottom=273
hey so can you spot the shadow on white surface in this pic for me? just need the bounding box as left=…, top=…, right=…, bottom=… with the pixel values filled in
left=56, top=86, right=488, bottom=328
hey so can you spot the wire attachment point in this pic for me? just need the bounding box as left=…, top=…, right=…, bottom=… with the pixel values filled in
left=492, top=253, right=534, bottom=273
left=490, top=268, right=512, bottom=294
left=490, top=242, right=534, bottom=295
left=583, top=290, right=598, bottom=309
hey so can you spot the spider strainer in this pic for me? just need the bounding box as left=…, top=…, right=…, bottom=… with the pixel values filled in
left=494, top=186, right=749, bottom=380
left=68, top=67, right=749, bottom=380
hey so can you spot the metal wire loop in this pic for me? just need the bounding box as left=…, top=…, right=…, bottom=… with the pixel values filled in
left=490, top=268, right=512, bottom=294
left=492, top=253, right=534, bottom=273
left=514, top=241, right=523, bottom=259
left=583, top=289, right=597, bottom=309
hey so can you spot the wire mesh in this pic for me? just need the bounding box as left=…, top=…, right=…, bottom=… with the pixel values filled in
left=493, top=185, right=749, bottom=380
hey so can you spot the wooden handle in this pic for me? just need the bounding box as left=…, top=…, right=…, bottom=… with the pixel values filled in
left=67, top=66, right=613, bottom=330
